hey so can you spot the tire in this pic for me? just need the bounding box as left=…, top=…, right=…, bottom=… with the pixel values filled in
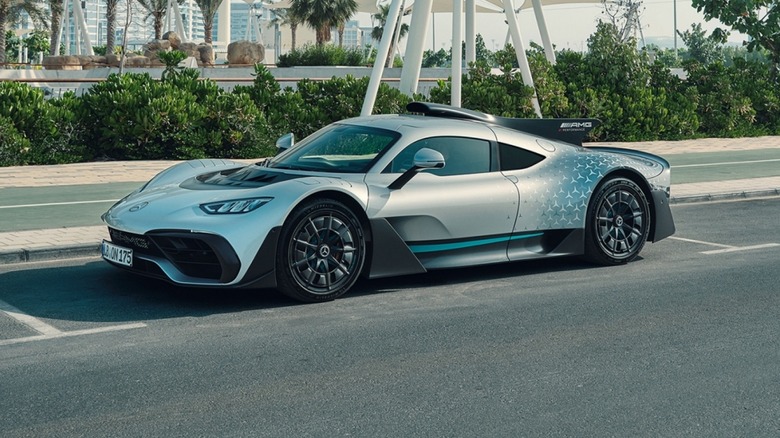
left=276, top=198, right=366, bottom=302
left=584, top=177, right=651, bottom=265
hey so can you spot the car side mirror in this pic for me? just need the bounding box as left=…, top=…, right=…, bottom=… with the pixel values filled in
left=388, top=148, right=445, bottom=190
left=276, top=133, right=294, bottom=151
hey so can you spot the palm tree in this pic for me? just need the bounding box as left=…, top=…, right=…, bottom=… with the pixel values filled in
left=136, top=0, right=168, bottom=40
left=48, top=0, right=62, bottom=55
left=0, top=0, right=48, bottom=63
left=333, top=0, right=357, bottom=48
left=194, top=0, right=224, bottom=44
left=271, top=8, right=303, bottom=51
left=105, top=0, right=120, bottom=55
left=371, top=3, right=408, bottom=66
left=290, top=0, right=357, bottom=47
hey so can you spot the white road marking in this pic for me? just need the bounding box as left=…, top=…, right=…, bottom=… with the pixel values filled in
left=674, top=158, right=780, bottom=168
left=0, top=199, right=117, bottom=209
left=0, top=299, right=62, bottom=335
left=0, top=298, right=146, bottom=346
left=0, top=323, right=147, bottom=346
left=702, top=243, right=780, bottom=255
left=668, top=236, right=734, bottom=248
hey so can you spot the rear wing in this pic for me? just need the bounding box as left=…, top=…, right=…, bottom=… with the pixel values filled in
left=406, top=102, right=600, bottom=146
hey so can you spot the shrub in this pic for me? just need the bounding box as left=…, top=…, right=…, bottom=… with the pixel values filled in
left=428, top=60, right=537, bottom=118
left=277, top=44, right=366, bottom=67
left=0, top=116, right=32, bottom=166
left=0, top=81, right=85, bottom=164
left=684, top=61, right=762, bottom=137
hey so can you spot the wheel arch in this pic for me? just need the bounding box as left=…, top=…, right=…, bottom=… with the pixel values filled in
left=598, top=168, right=659, bottom=240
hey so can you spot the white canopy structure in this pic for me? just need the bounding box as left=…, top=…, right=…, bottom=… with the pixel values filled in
left=363, top=0, right=603, bottom=117
left=264, top=0, right=600, bottom=117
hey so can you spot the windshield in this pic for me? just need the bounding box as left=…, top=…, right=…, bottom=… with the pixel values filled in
left=267, top=124, right=400, bottom=173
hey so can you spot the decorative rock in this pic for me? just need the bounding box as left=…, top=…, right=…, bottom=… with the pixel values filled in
left=198, top=44, right=215, bottom=65
left=227, top=40, right=265, bottom=65
left=42, top=55, right=82, bottom=70
left=179, top=42, right=200, bottom=58
left=105, top=54, right=120, bottom=67
left=145, top=39, right=171, bottom=51
left=124, top=56, right=150, bottom=67
left=162, top=31, right=182, bottom=50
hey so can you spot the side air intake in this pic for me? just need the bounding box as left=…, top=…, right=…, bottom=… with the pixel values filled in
left=406, top=102, right=600, bottom=146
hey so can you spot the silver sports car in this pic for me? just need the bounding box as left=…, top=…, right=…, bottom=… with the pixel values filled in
left=101, top=102, right=675, bottom=302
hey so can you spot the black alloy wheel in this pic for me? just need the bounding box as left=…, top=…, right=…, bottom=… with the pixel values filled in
left=584, top=177, right=650, bottom=265
left=277, top=199, right=366, bottom=302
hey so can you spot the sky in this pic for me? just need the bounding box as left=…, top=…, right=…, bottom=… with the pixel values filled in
left=351, top=0, right=749, bottom=53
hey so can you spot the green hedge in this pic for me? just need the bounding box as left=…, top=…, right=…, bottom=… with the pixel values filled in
left=1, top=25, right=779, bottom=167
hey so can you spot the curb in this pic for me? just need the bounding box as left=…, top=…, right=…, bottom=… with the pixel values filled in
left=671, top=188, right=780, bottom=204
left=0, top=243, right=101, bottom=265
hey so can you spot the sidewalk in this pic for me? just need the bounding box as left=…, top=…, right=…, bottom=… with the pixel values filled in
left=1, top=136, right=779, bottom=264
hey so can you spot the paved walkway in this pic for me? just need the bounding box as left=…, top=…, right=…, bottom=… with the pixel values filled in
left=1, top=136, right=779, bottom=264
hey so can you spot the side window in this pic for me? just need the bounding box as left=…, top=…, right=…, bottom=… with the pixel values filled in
left=499, top=142, right=545, bottom=171
left=385, top=137, right=492, bottom=176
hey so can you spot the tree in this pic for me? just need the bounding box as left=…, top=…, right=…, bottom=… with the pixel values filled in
left=370, top=3, right=408, bottom=65
left=105, top=0, right=120, bottom=55
left=290, top=0, right=357, bottom=46
left=678, top=23, right=723, bottom=64
left=0, top=0, right=47, bottom=63
left=194, top=0, right=224, bottom=44
left=49, top=0, right=63, bottom=55
left=691, top=0, right=780, bottom=66
left=271, top=8, right=303, bottom=51
left=136, top=0, right=168, bottom=40
left=601, top=0, right=644, bottom=42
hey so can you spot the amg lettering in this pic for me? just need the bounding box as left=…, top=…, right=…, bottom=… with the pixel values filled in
left=560, top=122, right=593, bottom=129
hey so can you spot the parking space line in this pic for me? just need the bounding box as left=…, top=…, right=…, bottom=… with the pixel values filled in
left=0, top=299, right=62, bottom=336
left=668, top=236, right=734, bottom=248
left=0, top=323, right=147, bottom=346
left=702, top=243, right=780, bottom=255
left=0, top=298, right=147, bottom=346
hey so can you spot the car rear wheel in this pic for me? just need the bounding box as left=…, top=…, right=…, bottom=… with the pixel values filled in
left=276, top=198, right=366, bottom=302
left=584, top=177, right=650, bottom=265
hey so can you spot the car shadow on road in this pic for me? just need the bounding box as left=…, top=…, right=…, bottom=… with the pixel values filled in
left=0, top=256, right=628, bottom=325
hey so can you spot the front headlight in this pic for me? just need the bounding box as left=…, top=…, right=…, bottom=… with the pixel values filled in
left=200, top=197, right=273, bottom=214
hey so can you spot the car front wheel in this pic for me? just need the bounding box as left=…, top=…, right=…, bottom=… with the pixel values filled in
left=276, top=199, right=366, bottom=302
left=584, top=177, right=650, bottom=265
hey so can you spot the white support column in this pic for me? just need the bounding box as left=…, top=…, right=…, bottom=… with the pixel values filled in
left=399, top=0, right=432, bottom=96
left=451, top=0, right=463, bottom=107
left=531, top=0, right=555, bottom=64
left=386, top=0, right=406, bottom=68
left=503, top=0, right=541, bottom=117
left=217, top=0, right=232, bottom=47
left=72, top=0, right=94, bottom=55
left=465, top=0, right=476, bottom=64
left=361, top=0, right=404, bottom=116
left=172, top=1, right=189, bottom=41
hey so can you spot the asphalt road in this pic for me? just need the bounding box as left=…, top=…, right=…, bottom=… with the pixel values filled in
left=1, top=198, right=779, bottom=437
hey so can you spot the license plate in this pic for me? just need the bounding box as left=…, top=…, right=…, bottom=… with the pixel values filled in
left=102, top=240, right=133, bottom=267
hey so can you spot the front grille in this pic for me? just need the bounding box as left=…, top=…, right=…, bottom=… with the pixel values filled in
left=149, top=235, right=223, bottom=280
left=108, top=228, right=162, bottom=256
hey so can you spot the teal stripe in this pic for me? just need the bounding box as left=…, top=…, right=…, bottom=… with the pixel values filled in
left=409, top=232, right=544, bottom=254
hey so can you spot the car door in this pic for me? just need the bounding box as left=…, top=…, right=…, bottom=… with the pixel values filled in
left=364, top=135, right=519, bottom=269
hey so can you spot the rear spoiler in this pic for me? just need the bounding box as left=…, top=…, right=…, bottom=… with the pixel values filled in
left=406, top=102, right=600, bottom=146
